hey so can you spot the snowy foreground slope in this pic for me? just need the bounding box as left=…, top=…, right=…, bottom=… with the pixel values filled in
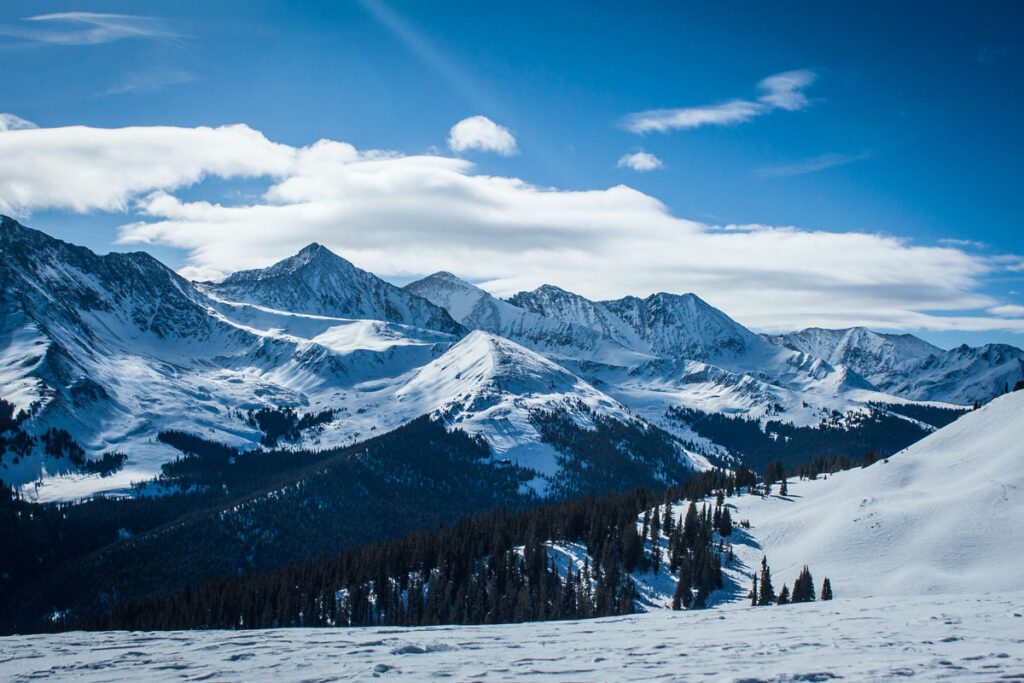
left=725, top=388, right=1024, bottom=598
left=2, top=593, right=1021, bottom=681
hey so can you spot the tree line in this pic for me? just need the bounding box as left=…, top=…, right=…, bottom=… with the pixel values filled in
left=87, top=468, right=753, bottom=631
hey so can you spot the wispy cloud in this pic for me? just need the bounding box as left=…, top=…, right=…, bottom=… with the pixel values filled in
left=617, top=150, right=664, bottom=172
left=756, top=70, right=816, bottom=110
left=755, top=150, right=872, bottom=179
left=104, top=68, right=195, bottom=96
left=940, top=238, right=987, bottom=250
left=0, top=113, right=37, bottom=131
left=0, top=12, right=176, bottom=46
left=622, top=69, right=817, bottom=134
left=448, top=116, right=518, bottom=156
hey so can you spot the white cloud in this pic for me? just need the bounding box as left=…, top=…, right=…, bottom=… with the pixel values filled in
left=1, top=119, right=1021, bottom=335
left=0, top=113, right=37, bottom=131
left=617, top=151, right=664, bottom=172
left=0, top=123, right=294, bottom=214
left=622, top=100, right=763, bottom=134
left=989, top=305, right=1024, bottom=318
left=622, top=70, right=816, bottom=134
left=756, top=70, right=817, bottom=110
left=0, top=12, right=176, bottom=46
left=447, top=116, right=518, bottom=156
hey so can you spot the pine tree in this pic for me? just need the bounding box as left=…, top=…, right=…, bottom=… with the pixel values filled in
left=750, top=573, right=758, bottom=607
left=621, top=522, right=642, bottom=573
left=820, top=577, right=833, bottom=601
left=683, top=502, right=698, bottom=548
left=672, top=572, right=690, bottom=611
left=777, top=584, right=790, bottom=605
left=662, top=499, right=674, bottom=536
left=758, top=556, right=775, bottom=606
left=791, top=565, right=816, bottom=603
left=718, top=506, right=733, bottom=537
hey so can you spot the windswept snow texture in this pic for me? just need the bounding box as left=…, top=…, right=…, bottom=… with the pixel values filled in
left=2, top=593, right=1021, bottom=681
left=726, top=389, right=1024, bottom=598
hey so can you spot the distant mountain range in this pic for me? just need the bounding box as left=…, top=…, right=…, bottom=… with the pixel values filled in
left=2, top=215, right=1021, bottom=500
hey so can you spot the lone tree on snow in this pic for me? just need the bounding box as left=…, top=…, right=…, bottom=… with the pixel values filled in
left=758, top=556, right=775, bottom=606
left=821, top=577, right=833, bottom=601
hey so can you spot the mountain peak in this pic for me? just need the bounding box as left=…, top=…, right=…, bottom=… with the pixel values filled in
left=209, top=246, right=463, bottom=333
left=413, top=271, right=478, bottom=289
left=294, top=241, right=328, bottom=260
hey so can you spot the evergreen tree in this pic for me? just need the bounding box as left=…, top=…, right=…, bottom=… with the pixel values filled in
left=683, top=502, right=698, bottom=548
left=820, top=577, right=833, bottom=601
left=671, top=572, right=690, bottom=611
left=757, top=556, right=775, bottom=606
left=791, top=565, right=816, bottom=603
left=777, top=584, right=790, bottom=605
left=750, top=573, right=758, bottom=607
left=621, top=522, right=643, bottom=573
left=718, top=506, right=733, bottom=537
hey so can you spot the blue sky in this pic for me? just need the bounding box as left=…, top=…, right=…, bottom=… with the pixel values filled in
left=1, top=1, right=1022, bottom=347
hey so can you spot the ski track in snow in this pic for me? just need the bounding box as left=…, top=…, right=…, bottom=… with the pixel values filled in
left=2, top=594, right=1022, bottom=681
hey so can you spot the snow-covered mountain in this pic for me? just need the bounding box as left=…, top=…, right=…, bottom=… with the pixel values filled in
left=207, top=243, right=464, bottom=335
left=1, top=219, right=698, bottom=498
left=0, top=218, right=461, bottom=497
left=3, top=216, right=1021, bottom=501
left=413, top=277, right=866, bottom=425
left=505, top=286, right=876, bottom=430
left=404, top=272, right=649, bottom=365
left=777, top=326, right=1024, bottom=404
left=508, top=284, right=649, bottom=351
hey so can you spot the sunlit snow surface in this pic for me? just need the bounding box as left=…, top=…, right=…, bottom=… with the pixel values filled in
left=1, top=595, right=1022, bottom=681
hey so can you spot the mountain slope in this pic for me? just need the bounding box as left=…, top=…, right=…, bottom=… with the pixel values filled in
left=728, top=388, right=1024, bottom=598
left=207, top=244, right=464, bottom=335
left=391, top=331, right=707, bottom=487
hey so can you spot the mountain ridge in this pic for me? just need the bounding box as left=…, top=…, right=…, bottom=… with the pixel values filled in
left=2, top=216, right=1021, bottom=501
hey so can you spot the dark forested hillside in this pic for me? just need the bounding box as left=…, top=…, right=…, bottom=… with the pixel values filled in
left=0, top=418, right=540, bottom=634
left=531, top=406, right=694, bottom=496
left=668, top=406, right=937, bottom=473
